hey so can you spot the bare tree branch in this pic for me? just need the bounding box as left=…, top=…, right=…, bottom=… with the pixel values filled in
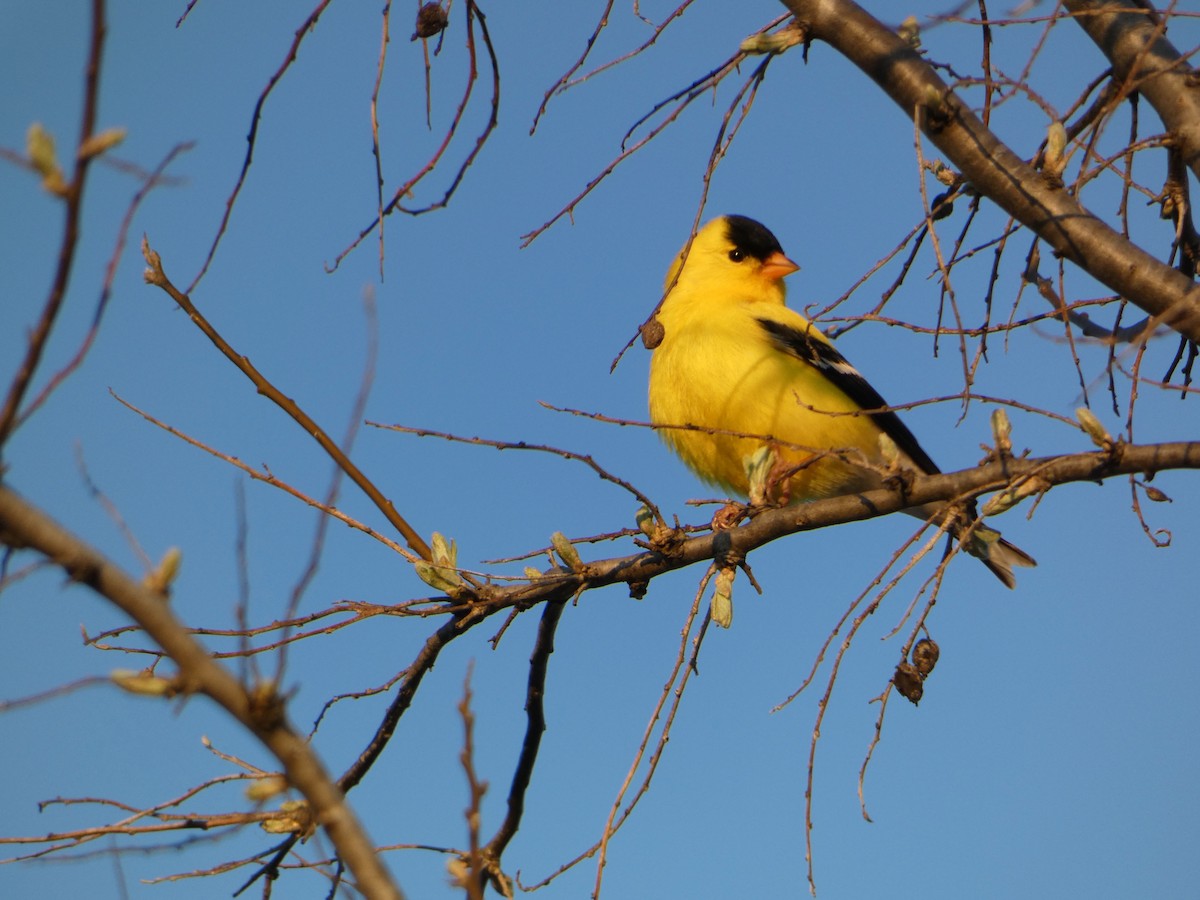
left=0, top=0, right=107, bottom=452
left=1066, top=0, right=1200, bottom=181
left=0, top=484, right=404, bottom=900
left=141, top=239, right=433, bottom=563
left=481, top=598, right=566, bottom=888
left=778, top=0, right=1200, bottom=343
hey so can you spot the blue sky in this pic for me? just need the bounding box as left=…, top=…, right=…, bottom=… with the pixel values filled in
left=2, top=2, right=1198, bottom=898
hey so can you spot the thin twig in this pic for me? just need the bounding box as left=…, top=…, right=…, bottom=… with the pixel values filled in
left=141, top=241, right=432, bottom=562
left=0, top=0, right=107, bottom=451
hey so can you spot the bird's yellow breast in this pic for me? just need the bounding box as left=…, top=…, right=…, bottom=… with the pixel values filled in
left=648, top=294, right=886, bottom=501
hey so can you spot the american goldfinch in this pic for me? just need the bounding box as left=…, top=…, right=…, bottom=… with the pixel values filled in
left=647, top=214, right=1036, bottom=588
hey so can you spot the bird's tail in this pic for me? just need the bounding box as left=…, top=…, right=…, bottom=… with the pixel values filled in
left=957, top=523, right=1037, bottom=589
left=909, top=502, right=1037, bottom=588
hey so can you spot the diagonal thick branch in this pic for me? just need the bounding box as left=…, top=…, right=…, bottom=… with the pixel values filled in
left=468, top=440, right=1200, bottom=613
left=324, top=439, right=1200, bottom=804
left=0, top=484, right=404, bottom=900
left=778, top=0, right=1200, bottom=343
left=1065, top=0, right=1200, bottom=181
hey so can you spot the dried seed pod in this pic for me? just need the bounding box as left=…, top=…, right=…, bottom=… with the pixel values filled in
left=412, top=3, right=448, bottom=40
left=1143, top=484, right=1172, bottom=503
left=893, top=661, right=924, bottom=705
left=912, top=638, right=940, bottom=677
left=640, top=317, right=665, bottom=350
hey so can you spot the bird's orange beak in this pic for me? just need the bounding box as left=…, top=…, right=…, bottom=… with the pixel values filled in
left=761, top=251, right=800, bottom=282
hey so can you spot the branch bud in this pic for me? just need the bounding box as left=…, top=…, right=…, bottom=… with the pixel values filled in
left=981, top=475, right=1050, bottom=515
left=78, top=126, right=127, bottom=160
left=711, top=567, right=735, bottom=628
left=142, top=546, right=182, bottom=596
left=744, top=446, right=774, bottom=507
left=111, top=668, right=177, bottom=697
left=932, top=161, right=958, bottom=187
left=921, top=85, right=945, bottom=116
left=877, top=432, right=901, bottom=470
left=414, top=561, right=464, bottom=594
left=245, top=775, right=288, bottom=802
left=26, top=123, right=67, bottom=196
left=990, top=408, right=1012, bottom=456
left=141, top=235, right=165, bottom=285
left=1042, top=121, right=1069, bottom=179
left=1075, top=407, right=1114, bottom=450
left=414, top=532, right=466, bottom=593
left=550, top=531, right=583, bottom=571
left=430, top=531, right=457, bottom=568
left=261, top=799, right=313, bottom=836
left=635, top=505, right=657, bottom=538
left=740, top=23, right=804, bottom=56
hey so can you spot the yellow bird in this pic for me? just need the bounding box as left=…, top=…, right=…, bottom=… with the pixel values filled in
left=647, top=215, right=1035, bottom=587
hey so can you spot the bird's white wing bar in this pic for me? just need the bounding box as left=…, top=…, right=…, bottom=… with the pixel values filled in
left=754, top=317, right=942, bottom=477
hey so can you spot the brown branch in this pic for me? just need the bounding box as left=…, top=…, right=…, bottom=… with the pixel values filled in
left=370, top=1, right=393, bottom=281
left=481, top=598, right=566, bottom=884
left=0, top=484, right=404, bottom=900
left=610, top=56, right=773, bottom=372
left=799, top=527, right=954, bottom=895
left=140, top=240, right=432, bottom=562
left=187, top=0, right=336, bottom=293
left=522, top=45, right=763, bottom=248
left=273, top=287, right=381, bottom=684
left=84, top=600, right=448, bottom=666
left=336, top=612, right=477, bottom=792
left=522, top=574, right=709, bottom=894
left=554, top=0, right=702, bottom=95
left=0, top=675, right=110, bottom=713
left=394, top=0, right=501, bottom=218
left=0, top=0, right=107, bottom=452
left=1066, top=0, right=1200, bottom=181
left=381, top=441, right=1200, bottom=625
left=456, top=666, right=487, bottom=900
left=370, top=420, right=664, bottom=526
left=16, top=142, right=193, bottom=431
left=530, top=0, right=617, bottom=133
left=779, top=0, right=1200, bottom=343
left=333, top=594, right=577, bottom=833
left=111, top=390, right=409, bottom=558
left=591, top=577, right=709, bottom=899
left=328, top=0, right=500, bottom=273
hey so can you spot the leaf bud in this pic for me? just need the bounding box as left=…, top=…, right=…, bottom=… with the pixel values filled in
left=550, top=531, right=583, bottom=571
left=711, top=567, right=735, bottom=628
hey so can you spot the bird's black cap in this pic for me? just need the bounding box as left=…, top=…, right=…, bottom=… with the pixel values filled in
left=723, top=215, right=785, bottom=262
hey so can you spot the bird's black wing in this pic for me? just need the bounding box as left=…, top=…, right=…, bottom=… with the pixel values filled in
left=756, top=317, right=942, bottom=476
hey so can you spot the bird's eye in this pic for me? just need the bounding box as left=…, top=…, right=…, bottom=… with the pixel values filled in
left=728, top=248, right=746, bottom=262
